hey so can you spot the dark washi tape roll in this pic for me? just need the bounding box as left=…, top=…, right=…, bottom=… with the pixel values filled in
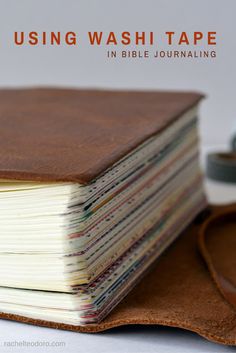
left=231, top=135, right=236, bottom=151
left=206, top=152, right=236, bottom=183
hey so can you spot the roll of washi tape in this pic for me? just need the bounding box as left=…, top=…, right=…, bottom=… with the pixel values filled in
left=231, top=135, right=236, bottom=151
left=206, top=152, right=236, bottom=183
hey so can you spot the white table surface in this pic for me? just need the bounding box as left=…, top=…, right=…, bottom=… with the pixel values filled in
left=0, top=175, right=236, bottom=353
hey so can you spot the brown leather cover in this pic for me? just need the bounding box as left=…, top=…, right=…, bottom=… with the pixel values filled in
left=198, top=209, right=236, bottom=313
left=2, top=88, right=235, bottom=345
left=0, top=88, right=203, bottom=184
left=1, top=204, right=236, bottom=345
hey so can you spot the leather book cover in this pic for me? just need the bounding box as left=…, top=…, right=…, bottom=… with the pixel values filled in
left=0, top=88, right=203, bottom=183
left=2, top=88, right=234, bottom=346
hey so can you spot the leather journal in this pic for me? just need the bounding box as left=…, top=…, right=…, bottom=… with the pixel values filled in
left=0, top=88, right=235, bottom=345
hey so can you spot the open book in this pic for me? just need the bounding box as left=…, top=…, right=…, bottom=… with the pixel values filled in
left=0, top=88, right=206, bottom=326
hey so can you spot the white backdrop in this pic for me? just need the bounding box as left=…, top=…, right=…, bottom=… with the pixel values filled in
left=0, top=0, right=236, bottom=148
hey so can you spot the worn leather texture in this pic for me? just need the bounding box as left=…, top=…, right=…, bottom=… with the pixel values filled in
left=198, top=209, right=236, bottom=313
left=0, top=88, right=203, bottom=184
left=0, top=204, right=236, bottom=345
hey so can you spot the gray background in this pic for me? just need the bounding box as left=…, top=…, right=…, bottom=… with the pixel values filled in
left=0, top=0, right=236, bottom=147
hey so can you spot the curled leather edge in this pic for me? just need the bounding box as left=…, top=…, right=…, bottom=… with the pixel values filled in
left=198, top=209, right=236, bottom=311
